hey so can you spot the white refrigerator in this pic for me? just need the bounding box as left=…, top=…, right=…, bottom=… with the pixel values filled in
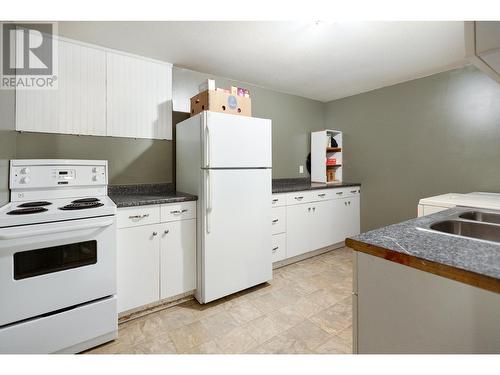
left=176, top=111, right=272, bottom=303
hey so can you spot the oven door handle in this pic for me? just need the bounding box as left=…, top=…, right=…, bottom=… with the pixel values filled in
left=0, top=219, right=115, bottom=240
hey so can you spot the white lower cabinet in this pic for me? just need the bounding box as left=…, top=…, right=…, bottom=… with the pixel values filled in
left=275, top=187, right=361, bottom=262
left=286, top=203, right=315, bottom=258
left=342, top=196, right=360, bottom=239
left=160, top=219, right=196, bottom=299
left=117, top=202, right=196, bottom=313
left=117, top=224, right=161, bottom=313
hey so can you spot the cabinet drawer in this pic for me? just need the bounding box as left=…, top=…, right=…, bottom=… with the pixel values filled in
left=161, top=201, right=196, bottom=222
left=272, top=233, right=286, bottom=263
left=117, top=205, right=160, bottom=229
left=271, top=193, right=286, bottom=207
left=286, top=190, right=316, bottom=205
left=311, top=189, right=335, bottom=201
left=271, top=206, right=286, bottom=234
left=331, top=187, right=361, bottom=199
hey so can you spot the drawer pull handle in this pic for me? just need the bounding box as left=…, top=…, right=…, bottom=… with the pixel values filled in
left=272, top=219, right=279, bottom=223
left=318, top=193, right=326, bottom=197
left=272, top=246, right=279, bottom=252
left=336, top=192, right=343, bottom=195
left=348, top=201, right=351, bottom=205
left=295, top=196, right=304, bottom=201
left=170, top=209, right=188, bottom=215
left=350, top=190, right=358, bottom=193
left=129, top=214, right=149, bottom=219
left=312, top=207, right=316, bottom=211
left=152, top=231, right=158, bottom=236
left=164, top=230, right=169, bottom=235
left=308, top=207, right=311, bottom=212
left=272, top=199, right=279, bottom=203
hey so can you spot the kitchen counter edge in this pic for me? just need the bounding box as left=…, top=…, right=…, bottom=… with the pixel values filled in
left=346, top=208, right=500, bottom=294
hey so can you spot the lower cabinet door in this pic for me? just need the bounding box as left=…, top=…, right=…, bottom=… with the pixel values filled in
left=309, top=200, right=334, bottom=250
left=117, top=224, right=161, bottom=313
left=344, top=196, right=361, bottom=238
left=286, top=203, right=313, bottom=258
left=160, top=219, right=196, bottom=299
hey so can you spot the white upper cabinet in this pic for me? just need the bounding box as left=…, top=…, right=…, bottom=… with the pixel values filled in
left=16, top=39, right=107, bottom=136
left=16, top=36, right=173, bottom=140
left=106, top=52, right=172, bottom=140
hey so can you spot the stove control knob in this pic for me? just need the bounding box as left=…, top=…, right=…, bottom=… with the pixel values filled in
left=92, top=167, right=98, bottom=173
left=92, top=175, right=98, bottom=182
left=20, top=167, right=30, bottom=174
left=20, top=176, right=30, bottom=184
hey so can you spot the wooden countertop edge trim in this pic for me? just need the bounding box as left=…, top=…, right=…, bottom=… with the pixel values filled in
left=345, top=237, right=500, bottom=295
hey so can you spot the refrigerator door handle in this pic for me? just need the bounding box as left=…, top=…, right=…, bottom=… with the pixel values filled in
left=206, top=170, right=212, bottom=233
left=205, top=124, right=211, bottom=168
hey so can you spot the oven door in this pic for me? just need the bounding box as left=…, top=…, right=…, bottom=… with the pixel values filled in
left=0, top=215, right=116, bottom=327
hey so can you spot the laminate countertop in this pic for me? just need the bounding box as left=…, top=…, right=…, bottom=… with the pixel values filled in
left=109, top=183, right=197, bottom=208
left=346, top=207, right=500, bottom=294
left=110, top=179, right=361, bottom=207
left=272, top=178, right=361, bottom=194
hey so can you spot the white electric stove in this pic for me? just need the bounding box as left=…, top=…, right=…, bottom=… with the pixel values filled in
left=0, top=159, right=118, bottom=354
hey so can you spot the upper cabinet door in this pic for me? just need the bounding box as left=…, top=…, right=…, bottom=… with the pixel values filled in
left=106, top=52, right=172, bottom=140
left=16, top=39, right=107, bottom=136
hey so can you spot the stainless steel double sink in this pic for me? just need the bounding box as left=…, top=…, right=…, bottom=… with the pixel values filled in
left=428, top=210, right=500, bottom=244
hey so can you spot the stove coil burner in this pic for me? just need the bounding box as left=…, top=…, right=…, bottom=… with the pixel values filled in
left=7, top=207, right=49, bottom=215
left=59, top=202, right=104, bottom=210
left=72, top=198, right=100, bottom=204
left=17, top=201, right=53, bottom=208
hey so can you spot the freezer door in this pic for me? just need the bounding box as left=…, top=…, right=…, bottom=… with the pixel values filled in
left=202, top=111, right=272, bottom=168
left=200, top=168, right=272, bottom=303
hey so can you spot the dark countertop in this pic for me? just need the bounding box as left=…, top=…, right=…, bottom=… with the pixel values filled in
left=272, top=178, right=361, bottom=194
left=346, top=207, right=500, bottom=293
left=110, top=179, right=361, bottom=207
left=109, top=183, right=197, bottom=208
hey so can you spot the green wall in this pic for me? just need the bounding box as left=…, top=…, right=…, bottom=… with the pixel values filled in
left=324, top=65, right=500, bottom=231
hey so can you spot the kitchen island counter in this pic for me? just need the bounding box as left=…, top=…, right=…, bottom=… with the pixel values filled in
left=347, top=207, right=500, bottom=354
left=346, top=207, right=500, bottom=293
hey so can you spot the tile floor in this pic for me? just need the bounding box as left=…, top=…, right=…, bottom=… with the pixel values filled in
left=85, top=247, right=353, bottom=354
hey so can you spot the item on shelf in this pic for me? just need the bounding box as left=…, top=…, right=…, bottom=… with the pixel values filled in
left=326, top=158, right=337, bottom=166
left=327, top=169, right=336, bottom=182
left=330, top=136, right=338, bottom=148
left=190, top=89, right=252, bottom=117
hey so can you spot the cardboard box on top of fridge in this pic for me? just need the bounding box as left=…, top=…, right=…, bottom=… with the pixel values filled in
left=190, top=86, right=252, bottom=117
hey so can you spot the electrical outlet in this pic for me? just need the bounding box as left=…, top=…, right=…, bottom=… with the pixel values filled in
left=299, top=165, right=304, bottom=174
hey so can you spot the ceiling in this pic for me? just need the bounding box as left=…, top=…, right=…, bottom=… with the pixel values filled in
left=58, top=21, right=467, bottom=102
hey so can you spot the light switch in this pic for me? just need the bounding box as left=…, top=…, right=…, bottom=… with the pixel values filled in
left=299, top=165, right=304, bottom=174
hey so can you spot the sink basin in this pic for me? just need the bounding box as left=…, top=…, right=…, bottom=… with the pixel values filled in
left=459, top=211, right=500, bottom=225
left=430, top=220, right=500, bottom=243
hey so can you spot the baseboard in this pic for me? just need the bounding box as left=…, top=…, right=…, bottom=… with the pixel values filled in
left=118, top=291, right=195, bottom=324
left=272, top=241, right=345, bottom=269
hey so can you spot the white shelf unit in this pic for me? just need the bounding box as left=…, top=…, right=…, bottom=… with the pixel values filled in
left=311, top=129, right=343, bottom=184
